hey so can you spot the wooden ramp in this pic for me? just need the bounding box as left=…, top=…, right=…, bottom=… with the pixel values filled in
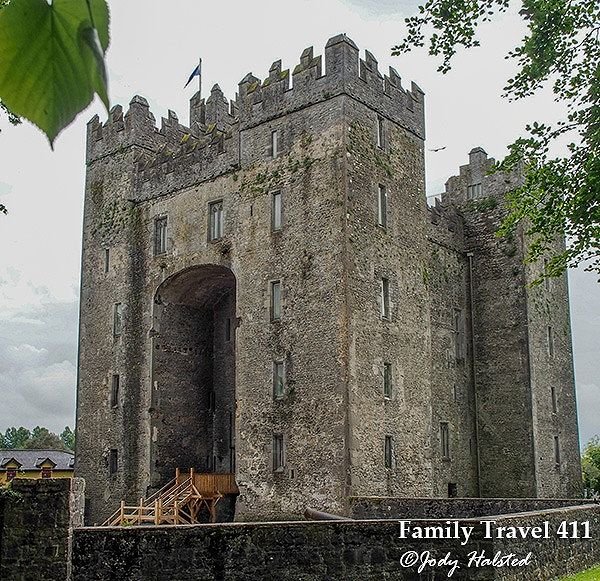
left=102, top=468, right=239, bottom=526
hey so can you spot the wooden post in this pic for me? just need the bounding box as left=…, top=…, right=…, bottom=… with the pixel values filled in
left=154, top=499, right=159, bottom=525
left=119, top=500, right=125, bottom=525
left=174, top=499, right=179, bottom=524
left=175, top=467, right=180, bottom=483
left=139, top=498, right=144, bottom=525
left=210, top=499, right=216, bottom=523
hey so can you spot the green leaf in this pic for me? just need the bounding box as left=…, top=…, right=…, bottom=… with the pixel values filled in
left=0, top=0, right=110, bottom=146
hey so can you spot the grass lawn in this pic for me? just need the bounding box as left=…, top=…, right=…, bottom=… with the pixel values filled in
left=558, top=565, right=600, bottom=580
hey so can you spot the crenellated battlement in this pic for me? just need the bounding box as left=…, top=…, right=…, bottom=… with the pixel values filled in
left=87, top=35, right=424, bottom=164
left=236, top=34, right=424, bottom=136
left=86, top=34, right=425, bottom=200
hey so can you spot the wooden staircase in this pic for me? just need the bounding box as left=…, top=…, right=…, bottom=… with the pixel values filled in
left=102, top=468, right=239, bottom=526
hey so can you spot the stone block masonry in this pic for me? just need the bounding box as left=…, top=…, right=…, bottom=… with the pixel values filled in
left=72, top=504, right=600, bottom=580
left=0, top=478, right=84, bottom=581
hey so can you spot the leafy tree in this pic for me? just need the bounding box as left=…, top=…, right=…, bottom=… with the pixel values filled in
left=25, top=426, right=67, bottom=450
left=60, top=426, right=76, bottom=452
left=0, top=0, right=111, bottom=146
left=0, top=426, right=74, bottom=451
left=582, top=437, right=600, bottom=494
left=0, top=426, right=31, bottom=449
left=394, top=0, right=600, bottom=281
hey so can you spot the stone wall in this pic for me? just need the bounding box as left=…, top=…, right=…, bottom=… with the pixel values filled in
left=72, top=504, right=600, bottom=580
left=349, top=496, right=596, bottom=519
left=0, top=478, right=84, bottom=581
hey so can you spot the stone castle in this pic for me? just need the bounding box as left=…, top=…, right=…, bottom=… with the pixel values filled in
left=76, top=34, right=581, bottom=524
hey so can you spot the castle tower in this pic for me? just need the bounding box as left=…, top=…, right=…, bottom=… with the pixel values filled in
left=441, top=148, right=582, bottom=497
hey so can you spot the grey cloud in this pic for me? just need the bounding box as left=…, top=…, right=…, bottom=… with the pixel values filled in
left=0, top=298, right=78, bottom=433
left=343, top=0, right=419, bottom=17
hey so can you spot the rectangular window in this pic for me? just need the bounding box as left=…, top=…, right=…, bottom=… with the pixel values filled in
left=453, top=384, right=459, bottom=402
left=271, top=191, right=282, bottom=231
left=273, top=361, right=285, bottom=398
left=381, top=278, right=390, bottom=319
left=104, top=248, right=110, bottom=273
left=271, top=130, right=279, bottom=158
left=273, top=434, right=285, bottom=471
left=109, top=449, right=118, bottom=474
left=453, top=309, right=465, bottom=360
left=554, top=435, right=560, bottom=466
left=547, top=326, right=554, bottom=357
left=448, top=482, right=458, bottom=498
left=376, top=116, right=384, bottom=149
left=440, top=422, right=450, bottom=458
left=225, top=318, right=231, bottom=342
left=383, top=363, right=392, bottom=398
left=154, top=216, right=167, bottom=255
left=270, top=280, right=282, bottom=321
left=551, top=384, right=558, bottom=413
left=384, top=435, right=394, bottom=469
left=466, top=183, right=482, bottom=199
left=113, top=303, right=123, bottom=337
left=111, top=374, right=120, bottom=408
left=209, top=201, right=224, bottom=241
left=378, top=185, right=388, bottom=228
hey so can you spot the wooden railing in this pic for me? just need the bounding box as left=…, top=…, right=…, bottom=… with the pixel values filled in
left=101, top=469, right=238, bottom=526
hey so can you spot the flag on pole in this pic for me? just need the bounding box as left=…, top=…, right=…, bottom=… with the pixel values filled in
left=184, top=61, right=201, bottom=89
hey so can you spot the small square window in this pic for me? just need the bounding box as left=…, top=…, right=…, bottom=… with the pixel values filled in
left=225, top=318, right=232, bottom=342
left=378, top=185, right=388, bottom=228
left=109, top=449, right=118, bottom=475
left=383, top=363, right=392, bottom=398
left=113, top=303, right=123, bottom=337
left=376, top=116, right=384, bottom=149
left=209, top=201, right=224, bottom=241
left=154, top=217, right=167, bottom=255
left=111, top=374, right=120, bottom=408
left=273, top=361, right=285, bottom=398
left=270, top=280, right=282, bottom=321
left=384, top=435, right=394, bottom=469
left=381, top=278, right=390, bottom=319
left=466, top=183, right=483, bottom=200
left=271, top=130, right=279, bottom=158
left=440, top=422, right=450, bottom=459
left=547, top=326, right=554, bottom=357
left=271, top=191, right=282, bottom=231
left=551, top=384, right=558, bottom=413
left=554, top=435, right=561, bottom=467
left=273, top=434, right=285, bottom=471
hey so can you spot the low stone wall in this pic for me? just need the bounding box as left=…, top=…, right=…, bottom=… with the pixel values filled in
left=73, top=504, right=600, bottom=580
left=0, top=478, right=84, bottom=581
left=349, top=496, right=597, bottom=520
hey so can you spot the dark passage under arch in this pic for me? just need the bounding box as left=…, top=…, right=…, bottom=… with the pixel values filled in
left=150, top=265, right=236, bottom=489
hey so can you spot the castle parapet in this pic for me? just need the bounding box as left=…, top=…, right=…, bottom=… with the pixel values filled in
left=236, top=34, right=425, bottom=139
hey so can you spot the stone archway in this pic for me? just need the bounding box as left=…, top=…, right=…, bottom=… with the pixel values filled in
left=150, top=265, right=236, bottom=489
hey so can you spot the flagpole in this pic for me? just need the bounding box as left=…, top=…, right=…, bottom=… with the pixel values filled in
left=198, top=57, right=202, bottom=97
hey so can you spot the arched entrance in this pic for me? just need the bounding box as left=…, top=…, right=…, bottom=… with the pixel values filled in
left=150, top=265, right=236, bottom=489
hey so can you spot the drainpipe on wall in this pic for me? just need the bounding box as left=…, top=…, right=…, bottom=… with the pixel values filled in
left=467, top=251, right=483, bottom=496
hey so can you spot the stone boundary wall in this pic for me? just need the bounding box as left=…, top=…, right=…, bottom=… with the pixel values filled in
left=73, top=504, right=600, bottom=580
left=349, top=496, right=597, bottom=520
left=0, top=478, right=84, bottom=581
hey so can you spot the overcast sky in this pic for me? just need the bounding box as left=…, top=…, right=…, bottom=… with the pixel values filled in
left=0, top=0, right=598, bottom=447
